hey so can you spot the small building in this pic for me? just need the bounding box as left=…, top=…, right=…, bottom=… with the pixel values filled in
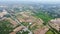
left=0, top=9, right=8, bottom=18
left=13, top=26, right=24, bottom=32
left=10, top=26, right=25, bottom=34
left=6, top=18, right=18, bottom=27
left=34, top=26, right=49, bottom=34
left=49, top=18, right=60, bottom=31
left=10, top=32, right=16, bottom=34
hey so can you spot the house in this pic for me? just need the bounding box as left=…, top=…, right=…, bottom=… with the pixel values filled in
left=0, top=9, right=8, bottom=18
left=13, top=26, right=24, bottom=32
left=34, top=26, right=49, bottom=34
left=10, top=32, right=16, bottom=34
left=49, top=18, right=60, bottom=31
left=6, top=18, right=18, bottom=27
left=10, top=26, right=25, bottom=34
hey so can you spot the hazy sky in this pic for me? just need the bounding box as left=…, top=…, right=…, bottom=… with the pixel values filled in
left=0, top=0, right=60, bottom=3
left=0, top=0, right=59, bottom=1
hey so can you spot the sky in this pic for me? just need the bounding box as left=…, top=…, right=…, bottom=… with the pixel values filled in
left=0, top=0, right=60, bottom=3
left=0, top=0, right=59, bottom=1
